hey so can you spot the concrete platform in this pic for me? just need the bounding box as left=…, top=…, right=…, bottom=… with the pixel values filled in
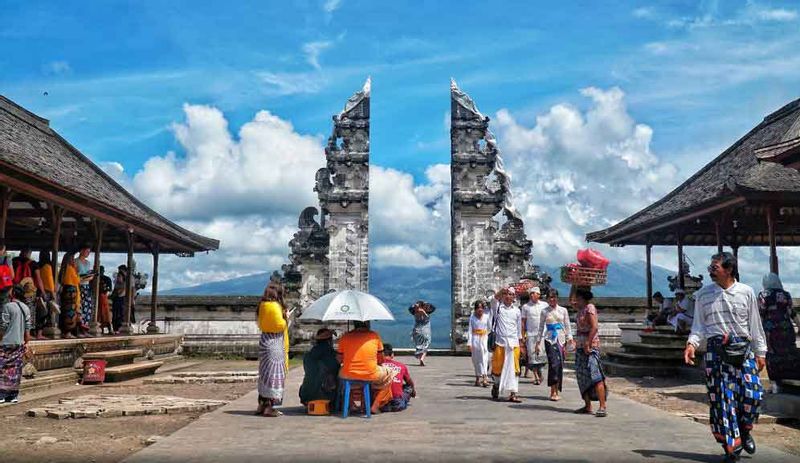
left=125, top=356, right=796, bottom=463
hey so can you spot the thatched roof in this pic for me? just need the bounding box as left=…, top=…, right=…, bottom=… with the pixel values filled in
left=0, top=95, right=219, bottom=254
left=587, top=97, right=800, bottom=246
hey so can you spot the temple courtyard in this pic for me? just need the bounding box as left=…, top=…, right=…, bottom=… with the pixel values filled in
left=117, top=356, right=795, bottom=463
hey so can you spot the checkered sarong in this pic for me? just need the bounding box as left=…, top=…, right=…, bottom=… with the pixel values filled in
left=705, top=336, right=763, bottom=454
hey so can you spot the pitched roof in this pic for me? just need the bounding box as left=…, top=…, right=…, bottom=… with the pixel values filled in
left=0, top=95, right=219, bottom=254
left=587, top=97, right=800, bottom=245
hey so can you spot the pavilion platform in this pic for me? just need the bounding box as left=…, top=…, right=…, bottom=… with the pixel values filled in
left=21, top=334, right=183, bottom=393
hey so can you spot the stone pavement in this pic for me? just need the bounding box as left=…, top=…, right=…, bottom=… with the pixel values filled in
left=125, top=356, right=796, bottom=463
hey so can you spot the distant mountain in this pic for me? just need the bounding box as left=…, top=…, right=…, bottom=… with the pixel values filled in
left=163, top=260, right=676, bottom=348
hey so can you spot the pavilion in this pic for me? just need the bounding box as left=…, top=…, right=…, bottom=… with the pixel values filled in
left=587, top=97, right=800, bottom=311
left=0, top=95, right=219, bottom=337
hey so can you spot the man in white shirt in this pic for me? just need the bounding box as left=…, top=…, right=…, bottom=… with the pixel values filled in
left=521, top=287, right=548, bottom=385
left=490, top=287, right=524, bottom=403
left=684, top=252, right=766, bottom=462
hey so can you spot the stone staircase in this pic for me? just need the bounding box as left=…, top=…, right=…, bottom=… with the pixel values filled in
left=605, top=325, right=697, bottom=377
left=80, top=348, right=163, bottom=383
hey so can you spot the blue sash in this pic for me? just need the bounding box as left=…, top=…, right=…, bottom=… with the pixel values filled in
left=546, top=322, right=563, bottom=343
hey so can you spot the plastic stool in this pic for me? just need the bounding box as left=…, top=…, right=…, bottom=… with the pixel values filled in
left=341, top=379, right=371, bottom=418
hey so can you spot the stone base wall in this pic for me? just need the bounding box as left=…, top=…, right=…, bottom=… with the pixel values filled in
left=27, top=334, right=182, bottom=372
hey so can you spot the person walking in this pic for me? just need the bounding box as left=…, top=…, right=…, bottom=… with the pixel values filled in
left=535, top=288, right=574, bottom=401
left=468, top=300, right=491, bottom=387
left=255, top=281, right=289, bottom=417
left=573, top=288, right=608, bottom=417
left=757, top=272, right=800, bottom=392
left=521, top=287, right=548, bottom=385
left=684, top=252, right=766, bottom=462
left=490, top=287, right=524, bottom=403
left=409, top=301, right=435, bottom=366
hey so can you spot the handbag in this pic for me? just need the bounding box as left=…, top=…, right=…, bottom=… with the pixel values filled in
left=720, top=336, right=750, bottom=368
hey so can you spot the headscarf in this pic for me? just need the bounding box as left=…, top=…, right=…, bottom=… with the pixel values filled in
left=762, top=272, right=783, bottom=291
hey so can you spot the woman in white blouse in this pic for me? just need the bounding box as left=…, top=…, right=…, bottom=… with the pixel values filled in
left=468, top=300, right=491, bottom=387
left=535, top=288, right=575, bottom=401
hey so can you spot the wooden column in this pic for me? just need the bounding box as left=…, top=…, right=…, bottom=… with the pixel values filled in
left=45, top=206, right=64, bottom=339
left=119, top=230, right=135, bottom=335
left=0, top=186, right=10, bottom=239
left=645, top=243, right=653, bottom=312
left=714, top=218, right=723, bottom=254
left=677, top=231, right=685, bottom=290
left=89, top=220, right=105, bottom=336
left=767, top=205, right=779, bottom=275
left=146, top=244, right=160, bottom=334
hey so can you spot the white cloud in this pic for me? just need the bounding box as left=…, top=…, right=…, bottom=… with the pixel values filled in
left=632, top=7, right=656, bottom=19
left=493, top=86, right=679, bottom=265
left=256, top=71, right=327, bottom=96
left=753, top=7, right=797, bottom=22
left=373, top=245, right=445, bottom=269
left=44, top=60, right=71, bottom=75
left=302, top=40, right=333, bottom=70
left=323, top=0, right=341, bottom=13
left=370, top=165, right=450, bottom=257
left=130, top=103, right=323, bottom=221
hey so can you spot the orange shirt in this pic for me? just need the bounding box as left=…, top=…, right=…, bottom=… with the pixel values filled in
left=337, top=329, right=384, bottom=381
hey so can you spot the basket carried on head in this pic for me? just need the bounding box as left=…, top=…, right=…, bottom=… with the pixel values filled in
left=560, top=266, right=608, bottom=286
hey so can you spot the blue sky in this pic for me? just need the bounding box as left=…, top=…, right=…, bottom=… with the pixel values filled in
left=2, top=0, right=800, bottom=291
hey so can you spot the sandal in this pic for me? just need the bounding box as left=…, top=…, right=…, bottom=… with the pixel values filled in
left=533, top=380, right=541, bottom=385
left=263, top=409, right=283, bottom=417
left=509, top=395, right=522, bottom=403
left=595, top=409, right=607, bottom=417
left=574, top=406, right=592, bottom=414
left=549, top=396, right=560, bottom=402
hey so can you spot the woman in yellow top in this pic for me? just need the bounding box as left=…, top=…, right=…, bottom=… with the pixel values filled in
left=58, top=252, right=82, bottom=338
left=35, top=251, right=57, bottom=340
left=256, top=281, right=289, bottom=417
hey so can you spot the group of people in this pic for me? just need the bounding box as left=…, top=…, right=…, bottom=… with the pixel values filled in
left=649, top=287, right=694, bottom=333
left=467, top=285, right=608, bottom=416
left=255, top=281, right=416, bottom=417
left=0, top=239, right=137, bottom=341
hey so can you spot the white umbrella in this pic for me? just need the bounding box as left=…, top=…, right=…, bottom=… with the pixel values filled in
left=299, top=289, right=395, bottom=322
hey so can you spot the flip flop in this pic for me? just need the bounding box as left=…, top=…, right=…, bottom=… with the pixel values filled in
left=509, top=396, right=522, bottom=403
left=263, top=409, right=283, bottom=417
left=595, top=409, right=607, bottom=417
left=574, top=406, right=592, bottom=414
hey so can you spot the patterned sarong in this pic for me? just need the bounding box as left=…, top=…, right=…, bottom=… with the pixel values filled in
left=258, top=332, right=286, bottom=404
left=0, top=345, right=25, bottom=399
left=705, top=336, right=763, bottom=454
left=575, top=348, right=607, bottom=401
left=544, top=340, right=564, bottom=391
left=79, top=285, right=93, bottom=327
left=412, top=320, right=432, bottom=359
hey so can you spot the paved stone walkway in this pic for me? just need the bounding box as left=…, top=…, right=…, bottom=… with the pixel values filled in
left=126, top=356, right=795, bottom=462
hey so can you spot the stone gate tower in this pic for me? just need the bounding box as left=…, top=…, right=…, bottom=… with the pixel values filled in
left=450, top=79, right=532, bottom=351
left=283, top=78, right=370, bottom=352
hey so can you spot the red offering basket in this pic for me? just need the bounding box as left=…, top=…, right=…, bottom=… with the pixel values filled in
left=560, top=266, right=608, bottom=286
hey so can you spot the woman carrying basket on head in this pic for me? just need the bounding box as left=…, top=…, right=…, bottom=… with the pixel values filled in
left=409, top=301, right=435, bottom=366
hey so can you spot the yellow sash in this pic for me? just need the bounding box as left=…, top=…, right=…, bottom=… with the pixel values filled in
left=472, top=329, right=487, bottom=335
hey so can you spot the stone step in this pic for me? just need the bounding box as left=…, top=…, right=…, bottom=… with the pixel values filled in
left=603, top=360, right=680, bottom=378
left=621, top=343, right=685, bottom=357
left=83, top=349, right=143, bottom=367
left=104, top=361, right=163, bottom=383
left=606, top=351, right=685, bottom=368
left=638, top=333, right=689, bottom=347
left=21, top=369, right=80, bottom=393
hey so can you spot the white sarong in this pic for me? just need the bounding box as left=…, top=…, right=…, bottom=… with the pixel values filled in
left=470, top=333, right=489, bottom=376
left=498, top=344, right=519, bottom=395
